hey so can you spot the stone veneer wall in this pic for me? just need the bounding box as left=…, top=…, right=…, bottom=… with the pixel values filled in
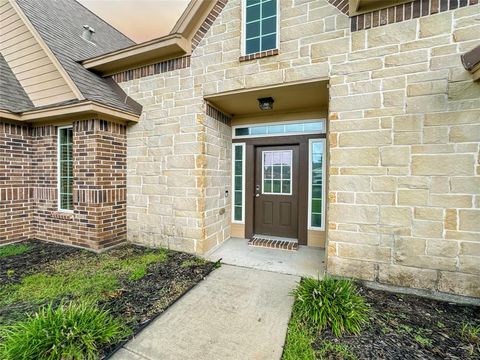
left=0, top=119, right=126, bottom=250
left=117, top=0, right=480, bottom=296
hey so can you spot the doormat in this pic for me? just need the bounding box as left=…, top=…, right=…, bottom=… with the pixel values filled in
left=248, top=236, right=298, bottom=251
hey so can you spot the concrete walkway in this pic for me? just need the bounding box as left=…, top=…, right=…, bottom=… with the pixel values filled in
left=112, top=265, right=299, bottom=360
left=206, top=237, right=325, bottom=278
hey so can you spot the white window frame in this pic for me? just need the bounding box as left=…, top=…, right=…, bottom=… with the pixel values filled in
left=241, top=0, right=281, bottom=56
left=232, top=119, right=326, bottom=139
left=261, top=149, right=293, bottom=195
left=57, top=125, right=74, bottom=213
left=308, top=138, right=326, bottom=231
left=232, top=143, right=246, bottom=224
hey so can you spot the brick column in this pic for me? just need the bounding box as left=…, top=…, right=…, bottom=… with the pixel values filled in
left=0, top=121, right=33, bottom=244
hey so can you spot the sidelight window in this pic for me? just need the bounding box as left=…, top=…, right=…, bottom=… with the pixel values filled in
left=244, top=0, right=278, bottom=55
left=309, top=139, right=325, bottom=229
left=262, top=150, right=292, bottom=195
left=232, top=143, right=245, bottom=223
left=58, top=126, right=73, bottom=212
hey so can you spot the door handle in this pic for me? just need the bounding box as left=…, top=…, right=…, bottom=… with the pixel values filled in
left=255, top=194, right=260, bottom=198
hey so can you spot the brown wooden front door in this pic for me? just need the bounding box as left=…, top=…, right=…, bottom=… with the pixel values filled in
left=254, top=145, right=299, bottom=238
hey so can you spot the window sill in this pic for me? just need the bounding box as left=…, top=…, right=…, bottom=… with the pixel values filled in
left=239, top=49, right=279, bottom=62
left=50, top=211, right=74, bottom=220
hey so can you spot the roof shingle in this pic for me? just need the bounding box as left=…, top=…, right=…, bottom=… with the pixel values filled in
left=0, top=54, right=34, bottom=113
left=15, top=0, right=141, bottom=115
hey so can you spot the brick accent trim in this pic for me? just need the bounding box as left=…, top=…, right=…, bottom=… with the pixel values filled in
left=112, top=56, right=191, bottom=82
left=248, top=236, right=299, bottom=251
left=192, top=0, right=229, bottom=50
left=239, top=49, right=279, bottom=62
left=328, top=0, right=349, bottom=15
left=206, top=103, right=231, bottom=125
left=350, top=0, right=478, bottom=32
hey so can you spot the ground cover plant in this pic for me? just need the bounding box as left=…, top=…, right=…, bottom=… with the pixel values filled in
left=0, top=240, right=215, bottom=359
left=283, top=277, right=480, bottom=360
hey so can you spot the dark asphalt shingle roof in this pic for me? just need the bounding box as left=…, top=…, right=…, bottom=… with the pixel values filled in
left=14, top=0, right=141, bottom=115
left=0, top=54, right=34, bottom=112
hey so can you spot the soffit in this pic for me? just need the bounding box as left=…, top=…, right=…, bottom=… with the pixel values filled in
left=349, top=0, right=414, bottom=16
left=205, top=80, right=329, bottom=117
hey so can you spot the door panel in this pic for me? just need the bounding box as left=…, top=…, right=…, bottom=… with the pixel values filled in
left=254, top=145, right=299, bottom=238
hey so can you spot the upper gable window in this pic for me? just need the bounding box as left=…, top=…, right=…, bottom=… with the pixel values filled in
left=244, top=0, right=278, bottom=55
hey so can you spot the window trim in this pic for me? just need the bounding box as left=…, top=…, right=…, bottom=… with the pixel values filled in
left=241, top=0, right=280, bottom=56
left=308, top=138, right=326, bottom=231
left=261, top=149, right=293, bottom=195
left=232, top=142, right=246, bottom=224
left=57, top=125, right=74, bottom=213
left=232, top=119, right=326, bottom=139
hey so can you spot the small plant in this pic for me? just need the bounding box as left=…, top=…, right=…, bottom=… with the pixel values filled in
left=0, top=243, right=30, bottom=258
left=129, top=267, right=146, bottom=281
left=0, top=300, right=130, bottom=360
left=414, top=334, right=432, bottom=347
left=397, top=324, right=413, bottom=334
left=181, top=257, right=207, bottom=268
left=291, top=277, right=369, bottom=337
left=436, top=321, right=445, bottom=329
left=6, top=269, right=15, bottom=278
left=461, top=322, right=480, bottom=355
left=317, top=340, right=357, bottom=360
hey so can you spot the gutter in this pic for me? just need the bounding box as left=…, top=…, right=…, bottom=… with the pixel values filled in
left=80, top=33, right=190, bottom=76
left=0, top=100, right=140, bottom=123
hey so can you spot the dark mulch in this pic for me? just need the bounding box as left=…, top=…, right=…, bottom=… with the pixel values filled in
left=313, top=285, right=480, bottom=360
left=0, top=240, right=216, bottom=359
left=0, top=240, right=80, bottom=285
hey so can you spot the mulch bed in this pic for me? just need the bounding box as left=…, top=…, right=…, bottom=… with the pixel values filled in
left=313, top=285, right=480, bottom=360
left=0, top=240, right=216, bottom=359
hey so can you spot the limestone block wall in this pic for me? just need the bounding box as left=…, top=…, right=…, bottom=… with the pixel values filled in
left=117, top=0, right=480, bottom=296
left=326, top=5, right=480, bottom=298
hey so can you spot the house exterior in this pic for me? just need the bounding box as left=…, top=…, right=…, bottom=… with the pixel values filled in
left=1, top=0, right=479, bottom=298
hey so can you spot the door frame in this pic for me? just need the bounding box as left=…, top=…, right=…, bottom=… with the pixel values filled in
left=233, top=133, right=325, bottom=245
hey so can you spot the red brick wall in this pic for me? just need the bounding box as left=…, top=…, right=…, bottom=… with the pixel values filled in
left=0, top=119, right=126, bottom=250
left=0, top=122, right=33, bottom=244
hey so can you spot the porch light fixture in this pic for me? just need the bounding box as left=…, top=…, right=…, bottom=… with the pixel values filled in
left=258, top=97, right=274, bottom=111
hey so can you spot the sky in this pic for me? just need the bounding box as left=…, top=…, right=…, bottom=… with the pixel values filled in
left=78, top=0, right=190, bottom=43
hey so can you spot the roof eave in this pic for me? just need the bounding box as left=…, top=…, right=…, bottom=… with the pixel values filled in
left=0, top=101, right=140, bottom=123
left=81, top=34, right=190, bottom=76
left=461, top=45, right=480, bottom=81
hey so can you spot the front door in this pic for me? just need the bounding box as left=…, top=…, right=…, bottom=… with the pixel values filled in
left=254, top=145, right=299, bottom=238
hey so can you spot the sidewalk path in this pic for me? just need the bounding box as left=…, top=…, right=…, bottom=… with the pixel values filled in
left=111, top=264, right=299, bottom=360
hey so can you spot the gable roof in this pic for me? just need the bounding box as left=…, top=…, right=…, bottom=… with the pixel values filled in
left=81, top=0, right=223, bottom=76
left=0, top=54, right=34, bottom=112
left=13, top=0, right=141, bottom=115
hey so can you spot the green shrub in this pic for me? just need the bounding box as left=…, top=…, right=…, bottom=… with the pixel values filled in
left=291, top=277, right=369, bottom=337
left=0, top=243, right=30, bottom=258
left=0, top=300, right=129, bottom=360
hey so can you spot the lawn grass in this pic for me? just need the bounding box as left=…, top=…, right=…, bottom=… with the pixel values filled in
left=0, top=241, right=213, bottom=360
left=0, top=244, right=30, bottom=258
left=0, top=249, right=168, bottom=306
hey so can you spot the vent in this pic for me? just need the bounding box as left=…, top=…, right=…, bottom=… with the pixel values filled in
left=81, top=25, right=95, bottom=42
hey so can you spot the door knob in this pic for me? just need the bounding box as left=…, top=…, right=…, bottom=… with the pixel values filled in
left=255, top=194, right=260, bottom=198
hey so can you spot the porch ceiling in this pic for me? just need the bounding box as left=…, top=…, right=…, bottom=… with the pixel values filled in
left=204, top=80, right=329, bottom=117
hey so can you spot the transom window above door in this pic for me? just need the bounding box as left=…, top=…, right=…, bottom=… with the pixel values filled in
left=244, top=0, right=278, bottom=55
left=262, top=150, right=292, bottom=195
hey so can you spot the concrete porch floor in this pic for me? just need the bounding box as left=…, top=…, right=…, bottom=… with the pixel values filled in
left=205, top=237, right=325, bottom=278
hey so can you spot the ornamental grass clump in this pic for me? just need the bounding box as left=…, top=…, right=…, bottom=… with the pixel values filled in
left=292, top=277, right=369, bottom=337
left=0, top=300, right=129, bottom=360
